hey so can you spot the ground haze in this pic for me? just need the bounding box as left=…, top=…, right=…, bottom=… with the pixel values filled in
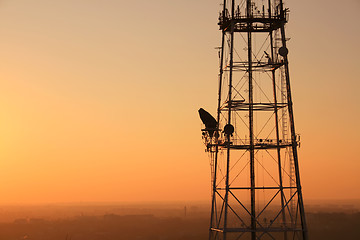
left=0, top=200, right=358, bottom=239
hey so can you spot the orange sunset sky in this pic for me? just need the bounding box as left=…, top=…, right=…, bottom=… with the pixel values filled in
left=0, top=0, right=359, bottom=204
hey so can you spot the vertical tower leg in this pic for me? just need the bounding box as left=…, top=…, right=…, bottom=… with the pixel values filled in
left=280, top=21, right=309, bottom=240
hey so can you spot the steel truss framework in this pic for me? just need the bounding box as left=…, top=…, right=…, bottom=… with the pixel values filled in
left=202, top=1, right=308, bottom=240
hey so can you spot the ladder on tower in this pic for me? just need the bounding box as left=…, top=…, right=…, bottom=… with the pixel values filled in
left=274, top=18, right=297, bottom=223
left=280, top=55, right=296, bottom=225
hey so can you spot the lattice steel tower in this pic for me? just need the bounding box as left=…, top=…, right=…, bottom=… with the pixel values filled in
left=199, top=0, right=308, bottom=240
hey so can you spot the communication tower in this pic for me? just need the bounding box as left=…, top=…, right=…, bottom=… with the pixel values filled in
left=199, top=1, right=308, bottom=239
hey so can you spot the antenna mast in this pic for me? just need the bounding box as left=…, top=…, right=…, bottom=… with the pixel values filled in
left=201, top=1, right=308, bottom=239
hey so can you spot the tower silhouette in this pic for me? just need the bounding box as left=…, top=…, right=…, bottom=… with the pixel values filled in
left=200, top=1, right=308, bottom=240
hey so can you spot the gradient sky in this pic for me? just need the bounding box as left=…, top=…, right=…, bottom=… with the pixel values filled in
left=0, top=0, right=359, bottom=204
